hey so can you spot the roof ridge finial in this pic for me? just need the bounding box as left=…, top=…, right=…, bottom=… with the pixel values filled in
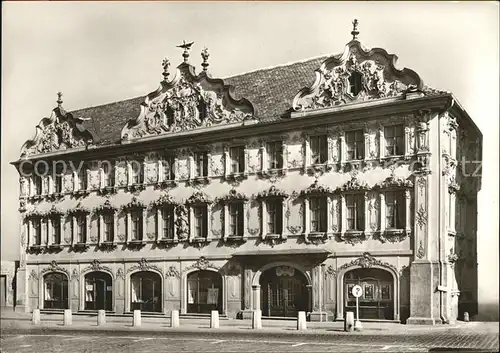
left=177, top=40, right=194, bottom=64
left=201, top=47, right=209, bottom=72
left=351, top=19, right=359, bottom=41
left=162, top=57, right=170, bottom=81
left=56, top=91, right=63, bottom=107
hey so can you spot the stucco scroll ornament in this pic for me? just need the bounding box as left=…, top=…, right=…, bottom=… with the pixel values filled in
left=174, top=204, right=189, bottom=240
left=338, top=252, right=397, bottom=273
left=165, top=266, right=181, bottom=278
left=185, top=256, right=218, bottom=271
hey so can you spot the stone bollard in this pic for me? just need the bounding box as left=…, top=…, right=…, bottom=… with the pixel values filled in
left=32, top=309, right=41, bottom=325
left=210, top=310, right=219, bottom=329
left=252, top=310, right=262, bottom=329
left=344, top=311, right=354, bottom=332
left=170, top=310, right=180, bottom=328
left=97, top=310, right=106, bottom=326
left=133, top=310, right=141, bottom=327
left=464, top=312, right=470, bottom=322
left=297, top=311, right=307, bottom=331
left=63, top=309, right=72, bottom=326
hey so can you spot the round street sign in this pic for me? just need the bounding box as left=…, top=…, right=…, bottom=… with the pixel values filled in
left=352, top=285, right=363, bottom=298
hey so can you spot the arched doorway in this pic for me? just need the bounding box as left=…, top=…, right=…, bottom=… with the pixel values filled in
left=344, top=268, right=394, bottom=320
left=130, top=271, right=162, bottom=313
left=187, top=270, right=222, bottom=314
left=84, top=272, right=112, bottom=311
left=44, top=272, right=69, bottom=309
left=260, top=266, right=308, bottom=318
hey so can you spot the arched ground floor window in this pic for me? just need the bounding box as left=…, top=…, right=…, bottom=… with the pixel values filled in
left=130, top=271, right=161, bottom=313
left=260, top=266, right=308, bottom=318
left=344, top=268, right=394, bottom=320
left=85, top=271, right=112, bottom=311
left=44, top=272, right=69, bottom=309
left=187, top=270, right=222, bottom=314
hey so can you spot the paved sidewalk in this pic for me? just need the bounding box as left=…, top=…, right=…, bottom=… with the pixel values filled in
left=1, top=310, right=498, bottom=337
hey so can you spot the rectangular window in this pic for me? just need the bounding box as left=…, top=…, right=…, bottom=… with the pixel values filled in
left=162, top=158, right=175, bottom=181
left=130, top=210, right=143, bottom=241
left=228, top=203, right=244, bottom=236
left=346, top=130, right=364, bottom=160
left=76, top=215, right=87, bottom=243
left=54, top=174, right=62, bottom=194
left=51, top=217, right=61, bottom=244
left=103, top=163, right=115, bottom=187
left=310, top=135, right=328, bottom=165
left=130, top=162, right=143, bottom=184
left=346, top=194, right=365, bottom=231
left=34, top=175, right=43, bottom=195
left=384, top=125, right=404, bottom=156
left=161, top=206, right=174, bottom=239
left=385, top=191, right=405, bottom=229
left=266, top=199, right=283, bottom=235
left=267, top=141, right=283, bottom=169
left=33, top=218, right=42, bottom=245
left=310, top=196, right=327, bottom=232
left=103, top=214, right=114, bottom=242
left=193, top=206, right=207, bottom=238
left=78, top=166, right=88, bottom=190
left=194, top=152, right=208, bottom=177
left=230, top=147, right=245, bottom=174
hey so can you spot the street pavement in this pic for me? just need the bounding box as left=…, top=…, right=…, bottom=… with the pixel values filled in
left=0, top=312, right=498, bottom=353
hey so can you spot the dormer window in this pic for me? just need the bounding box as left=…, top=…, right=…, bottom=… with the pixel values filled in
left=310, top=135, right=328, bottom=165
left=230, top=146, right=245, bottom=174
left=349, top=71, right=363, bottom=96
left=267, top=141, right=283, bottom=170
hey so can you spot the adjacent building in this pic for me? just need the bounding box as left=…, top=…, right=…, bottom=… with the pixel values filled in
left=12, top=21, right=481, bottom=324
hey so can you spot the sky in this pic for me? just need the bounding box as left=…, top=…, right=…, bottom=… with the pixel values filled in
left=2, top=1, right=498, bottom=315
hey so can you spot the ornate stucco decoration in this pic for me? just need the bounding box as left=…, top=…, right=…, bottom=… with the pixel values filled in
left=186, top=191, right=212, bottom=205
left=83, top=259, right=113, bottom=274
left=66, top=202, right=91, bottom=216
left=255, top=186, right=289, bottom=200
left=40, top=260, right=69, bottom=276
left=93, top=200, right=117, bottom=214
left=300, top=180, right=335, bottom=197
left=44, top=205, right=65, bottom=218
left=150, top=194, right=178, bottom=209
left=24, top=209, right=44, bottom=219
left=120, top=197, right=146, bottom=212
left=127, top=258, right=163, bottom=275
left=20, top=93, right=96, bottom=158
left=336, top=175, right=369, bottom=193
left=374, top=175, right=413, bottom=190
left=185, top=256, right=219, bottom=271
left=216, top=189, right=249, bottom=203
left=121, top=47, right=256, bottom=142
left=165, top=266, right=181, bottom=278
left=339, top=252, right=397, bottom=274
left=175, top=204, right=189, bottom=241
left=292, top=37, right=424, bottom=112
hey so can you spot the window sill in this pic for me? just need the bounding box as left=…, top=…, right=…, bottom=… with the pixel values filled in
left=377, top=229, right=409, bottom=243
left=258, top=169, right=286, bottom=179
left=98, top=186, right=118, bottom=195
left=98, top=242, right=117, bottom=250
left=48, top=244, right=63, bottom=249
left=304, top=232, right=329, bottom=244
left=339, top=231, right=367, bottom=245
left=307, top=164, right=333, bottom=174
left=126, top=184, right=146, bottom=193
left=72, top=243, right=89, bottom=252
left=28, top=195, right=44, bottom=202
left=46, top=193, right=64, bottom=201
left=224, top=235, right=247, bottom=242
left=28, top=245, right=45, bottom=254
left=157, top=238, right=178, bottom=244
left=186, top=177, right=211, bottom=186
left=225, top=173, right=248, bottom=182
left=127, top=240, right=146, bottom=247
left=156, top=180, right=178, bottom=188
left=72, top=190, right=90, bottom=198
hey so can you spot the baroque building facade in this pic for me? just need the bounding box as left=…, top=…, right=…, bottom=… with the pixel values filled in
left=12, top=22, right=481, bottom=324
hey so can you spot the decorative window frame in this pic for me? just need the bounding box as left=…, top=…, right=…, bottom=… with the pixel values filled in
left=217, top=189, right=249, bottom=243
left=380, top=123, right=407, bottom=160
left=98, top=162, right=118, bottom=196
left=149, top=194, right=179, bottom=244
left=93, top=200, right=118, bottom=250
left=255, top=186, right=289, bottom=241
left=25, top=209, right=45, bottom=252
left=29, top=174, right=44, bottom=201
left=72, top=164, right=90, bottom=197
left=66, top=203, right=91, bottom=250
left=120, top=197, right=147, bottom=247
left=304, top=132, right=332, bottom=175
left=126, top=159, right=146, bottom=193
left=44, top=205, right=65, bottom=249
left=157, top=155, right=178, bottom=188
left=300, top=180, right=335, bottom=244
left=185, top=191, right=212, bottom=244
left=223, top=144, right=249, bottom=183
left=334, top=175, right=370, bottom=245
left=46, top=173, right=64, bottom=201
left=373, top=175, right=413, bottom=243
left=187, top=149, right=211, bottom=186
left=258, top=138, right=287, bottom=179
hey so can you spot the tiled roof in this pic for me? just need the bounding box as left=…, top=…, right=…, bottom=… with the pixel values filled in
left=70, top=56, right=329, bottom=146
